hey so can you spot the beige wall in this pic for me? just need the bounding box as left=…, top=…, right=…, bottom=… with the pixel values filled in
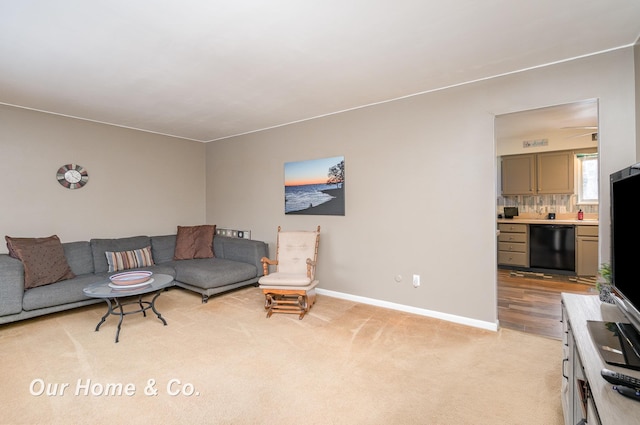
left=0, top=105, right=206, bottom=250
left=206, top=48, right=637, bottom=327
left=1, top=47, right=635, bottom=328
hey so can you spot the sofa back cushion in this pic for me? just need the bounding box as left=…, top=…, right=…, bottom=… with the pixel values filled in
left=63, top=241, right=94, bottom=275
left=150, top=235, right=177, bottom=264
left=90, top=236, right=151, bottom=274
left=0, top=255, right=26, bottom=316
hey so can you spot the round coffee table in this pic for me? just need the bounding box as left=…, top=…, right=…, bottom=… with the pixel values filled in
left=83, top=273, right=174, bottom=343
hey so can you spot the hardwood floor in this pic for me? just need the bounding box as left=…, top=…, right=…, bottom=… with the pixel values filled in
left=497, top=268, right=597, bottom=339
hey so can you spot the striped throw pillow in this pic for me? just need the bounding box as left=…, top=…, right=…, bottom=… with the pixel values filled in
left=105, top=245, right=154, bottom=272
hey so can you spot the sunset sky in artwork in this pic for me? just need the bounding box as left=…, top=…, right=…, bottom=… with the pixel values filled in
left=284, top=156, right=343, bottom=186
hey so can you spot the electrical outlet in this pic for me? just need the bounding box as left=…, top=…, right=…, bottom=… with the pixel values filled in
left=412, top=274, right=420, bottom=288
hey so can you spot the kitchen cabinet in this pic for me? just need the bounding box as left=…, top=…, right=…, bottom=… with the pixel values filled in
left=497, top=220, right=599, bottom=276
left=501, top=154, right=536, bottom=195
left=536, top=151, right=574, bottom=194
left=497, top=223, right=528, bottom=267
left=576, top=225, right=599, bottom=276
left=501, top=150, right=574, bottom=195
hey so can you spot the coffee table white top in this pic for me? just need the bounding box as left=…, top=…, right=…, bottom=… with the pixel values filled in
left=83, top=273, right=174, bottom=298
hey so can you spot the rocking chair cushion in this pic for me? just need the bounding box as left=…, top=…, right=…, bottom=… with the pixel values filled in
left=276, top=232, right=317, bottom=275
left=260, top=279, right=319, bottom=292
left=259, top=272, right=312, bottom=287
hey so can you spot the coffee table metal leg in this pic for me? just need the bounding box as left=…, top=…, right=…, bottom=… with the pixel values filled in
left=150, top=291, right=168, bottom=325
left=95, top=298, right=113, bottom=332
left=138, top=295, right=147, bottom=317
left=93, top=290, right=167, bottom=343
left=114, top=298, right=126, bottom=343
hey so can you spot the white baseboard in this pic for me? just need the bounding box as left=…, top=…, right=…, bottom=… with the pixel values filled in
left=316, top=288, right=498, bottom=332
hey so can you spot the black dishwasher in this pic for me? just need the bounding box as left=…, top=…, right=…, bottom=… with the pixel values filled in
left=529, top=224, right=575, bottom=272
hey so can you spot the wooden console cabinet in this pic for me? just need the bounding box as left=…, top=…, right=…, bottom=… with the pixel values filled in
left=561, top=293, right=640, bottom=425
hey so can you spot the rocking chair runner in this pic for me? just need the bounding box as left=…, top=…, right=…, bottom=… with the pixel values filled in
left=258, top=226, right=320, bottom=319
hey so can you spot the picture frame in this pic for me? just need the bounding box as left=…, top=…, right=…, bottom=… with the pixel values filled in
left=284, top=156, right=345, bottom=216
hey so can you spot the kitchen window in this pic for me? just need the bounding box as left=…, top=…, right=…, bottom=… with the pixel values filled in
left=576, top=153, right=598, bottom=204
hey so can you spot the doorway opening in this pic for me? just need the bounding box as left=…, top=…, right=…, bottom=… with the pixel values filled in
left=495, top=99, right=599, bottom=339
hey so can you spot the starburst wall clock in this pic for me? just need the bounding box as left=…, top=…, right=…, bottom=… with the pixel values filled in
left=56, top=164, right=89, bottom=189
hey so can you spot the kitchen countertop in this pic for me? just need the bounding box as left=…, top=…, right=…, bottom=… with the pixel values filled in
left=497, top=218, right=598, bottom=226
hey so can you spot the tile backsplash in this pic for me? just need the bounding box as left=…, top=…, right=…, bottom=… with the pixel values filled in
left=497, top=194, right=598, bottom=216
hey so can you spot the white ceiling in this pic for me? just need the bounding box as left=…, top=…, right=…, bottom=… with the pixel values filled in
left=1, top=1, right=639, bottom=142
left=496, top=99, right=599, bottom=142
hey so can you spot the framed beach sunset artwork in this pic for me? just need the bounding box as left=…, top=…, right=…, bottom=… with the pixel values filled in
left=284, top=156, right=345, bottom=216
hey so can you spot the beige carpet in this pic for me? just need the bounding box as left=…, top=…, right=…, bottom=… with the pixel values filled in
left=0, top=287, right=563, bottom=424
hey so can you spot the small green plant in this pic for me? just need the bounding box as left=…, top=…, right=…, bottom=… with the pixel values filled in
left=597, top=263, right=615, bottom=304
left=597, top=263, right=612, bottom=291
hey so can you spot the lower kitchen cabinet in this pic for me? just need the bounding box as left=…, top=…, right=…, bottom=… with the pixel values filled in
left=576, top=225, right=599, bottom=276
left=497, top=221, right=599, bottom=275
left=497, top=223, right=528, bottom=267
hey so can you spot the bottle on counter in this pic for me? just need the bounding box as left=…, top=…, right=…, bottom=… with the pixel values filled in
left=578, top=209, right=584, bottom=220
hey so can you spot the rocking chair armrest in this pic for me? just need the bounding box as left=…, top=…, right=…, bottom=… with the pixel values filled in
left=261, top=257, right=278, bottom=276
left=306, top=258, right=317, bottom=279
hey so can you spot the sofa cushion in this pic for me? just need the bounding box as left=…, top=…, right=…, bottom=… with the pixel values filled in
left=174, top=225, right=216, bottom=260
left=0, top=255, right=25, bottom=316
left=5, top=235, right=76, bottom=289
left=150, top=235, right=177, bottom=264
left=142, top=264, right=177, bottom=279
left=173, top=258, right=256, bottom=290
left=105, top=245, right=154, bottom=272
left=63, top=241, right=94, bottom=275
left=213, top=236, right=268, bottom=275
left=22, top=274, right=105, bottom=311
left=90, top=236, right=151, bottom=274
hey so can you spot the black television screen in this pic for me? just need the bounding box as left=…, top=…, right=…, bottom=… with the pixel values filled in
left=610, top=163, right=640, bottom=332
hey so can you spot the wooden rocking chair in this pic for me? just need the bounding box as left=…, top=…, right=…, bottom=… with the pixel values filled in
left=258, top=226, right=320, bottom=319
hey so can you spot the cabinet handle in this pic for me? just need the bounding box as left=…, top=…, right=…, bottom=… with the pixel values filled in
left=562, top=358, right=569, bottom=380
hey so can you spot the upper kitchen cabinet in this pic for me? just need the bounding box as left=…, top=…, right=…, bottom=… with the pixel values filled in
left=501, top=154, right=536, bottom=195
left=536, top=151, right=574, bottom=194
left=501, top=150, right=574, bottom=195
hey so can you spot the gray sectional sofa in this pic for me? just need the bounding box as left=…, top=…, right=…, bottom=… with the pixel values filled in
left=0, top=234, right=268, bottom=325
